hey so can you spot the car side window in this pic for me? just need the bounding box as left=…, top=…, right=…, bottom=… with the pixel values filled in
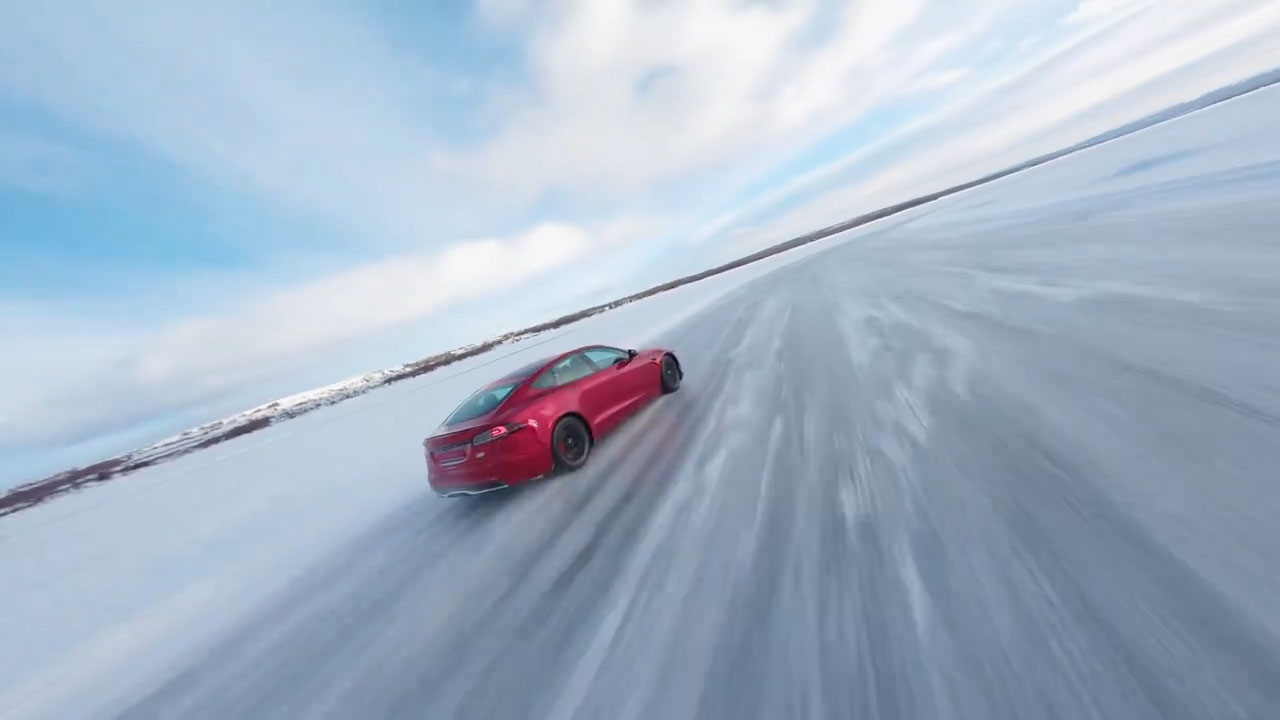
left=531, top=353, right=597, bottom=389
left=531, top=370, right=556, bottom=389
left=583, top=347, right=629, bottom=369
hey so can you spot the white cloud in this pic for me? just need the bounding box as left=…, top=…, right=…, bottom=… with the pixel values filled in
left=1064, top=0, right=1156, bottom=26
left=866, top=0, right=1280, bottom=196
left=0, top=2, right=468, bottom=247
left=0, top=223, right=592, bottom=446
left=702, top=0, right=1280, bottom=250
left=456, top=0, right=970, bottom=200
left=143, top=224, right=587, bottom=379
left=3, top=0, right=1278, bottom=464
left=906, top=66, right=975, bottom=94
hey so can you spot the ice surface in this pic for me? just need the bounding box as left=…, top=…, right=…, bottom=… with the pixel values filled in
left=2, top=85, right=1280, bottom=719
left=0, top=230, right=824, bottom=720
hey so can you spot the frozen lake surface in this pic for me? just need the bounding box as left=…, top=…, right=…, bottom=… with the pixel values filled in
left=3, top=85, right=1280, bottom=719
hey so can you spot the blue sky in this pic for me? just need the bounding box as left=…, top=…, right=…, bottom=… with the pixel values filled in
left=2, top=0, right=1279, bottom=485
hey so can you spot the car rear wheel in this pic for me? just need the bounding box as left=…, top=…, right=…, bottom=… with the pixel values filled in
left=660, top=354, right=681, bottom=393
left=552, top=416, right=592, bottom=471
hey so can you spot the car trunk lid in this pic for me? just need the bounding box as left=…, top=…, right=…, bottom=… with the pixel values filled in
left=424, top=414, right=513, bottom=466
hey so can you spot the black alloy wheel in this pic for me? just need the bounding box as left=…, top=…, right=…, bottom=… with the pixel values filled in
left=660, top=354, right=682, bottom=393
left=552, top=416, right=592, bottom=471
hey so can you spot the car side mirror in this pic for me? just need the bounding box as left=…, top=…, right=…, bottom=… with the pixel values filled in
left=627, top=348, right=638, bottom=358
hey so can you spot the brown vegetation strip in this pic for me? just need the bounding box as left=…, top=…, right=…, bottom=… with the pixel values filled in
left=3, top=69, right=1277, bottom=519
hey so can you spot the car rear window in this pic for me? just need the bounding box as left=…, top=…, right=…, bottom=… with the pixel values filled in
left=500, top=357, right=551, bottom=381
left=444, top=382, right=519, bottom=425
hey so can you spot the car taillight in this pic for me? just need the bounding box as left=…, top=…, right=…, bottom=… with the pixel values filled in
left=472, top=422, right=527, bottom=446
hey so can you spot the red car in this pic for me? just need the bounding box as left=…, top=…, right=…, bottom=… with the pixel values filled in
left=423, top=345, right=683, bottom=497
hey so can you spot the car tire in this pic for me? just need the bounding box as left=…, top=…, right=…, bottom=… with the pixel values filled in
left=552, top=416, right=592, bottom=472
left=660, top=354, right=682, bottom=394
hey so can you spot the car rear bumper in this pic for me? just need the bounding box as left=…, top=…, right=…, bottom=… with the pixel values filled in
left=434, top=480, right=510, bottom=498
left=425, top=432, right=552, bottom=497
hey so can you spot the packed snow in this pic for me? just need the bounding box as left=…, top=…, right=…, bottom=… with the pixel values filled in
left=0, top=231, right=828, bottom=720
left=2, top=83, right=1279, bottom=719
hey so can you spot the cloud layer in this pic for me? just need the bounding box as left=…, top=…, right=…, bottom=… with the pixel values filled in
left=2, top=0, right=1279, bottom=471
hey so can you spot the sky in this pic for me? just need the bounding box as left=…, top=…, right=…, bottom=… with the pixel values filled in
left=2, top=0, right=1279, bottom=485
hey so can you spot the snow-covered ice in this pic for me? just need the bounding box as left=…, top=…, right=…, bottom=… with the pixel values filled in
left=0, top=232, right=824, bottom=720
left=2, top=84, right=1280, bottom=720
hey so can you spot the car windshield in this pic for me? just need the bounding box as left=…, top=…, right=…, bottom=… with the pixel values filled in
left=444, top=382, right=519, bottom=425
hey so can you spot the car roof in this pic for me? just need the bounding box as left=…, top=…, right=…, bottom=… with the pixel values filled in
left=492, top=345, right=621, bottom=383
left=497, top=355, right=557, bottom=381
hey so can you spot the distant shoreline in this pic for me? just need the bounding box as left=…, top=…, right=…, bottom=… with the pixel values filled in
left=4, top=67, right=1278, bottom=518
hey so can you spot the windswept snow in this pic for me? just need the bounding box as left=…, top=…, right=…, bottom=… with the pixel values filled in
left=0, top=230, right=825, bottom=720
left=2, top=84, right=1280, bottom=720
